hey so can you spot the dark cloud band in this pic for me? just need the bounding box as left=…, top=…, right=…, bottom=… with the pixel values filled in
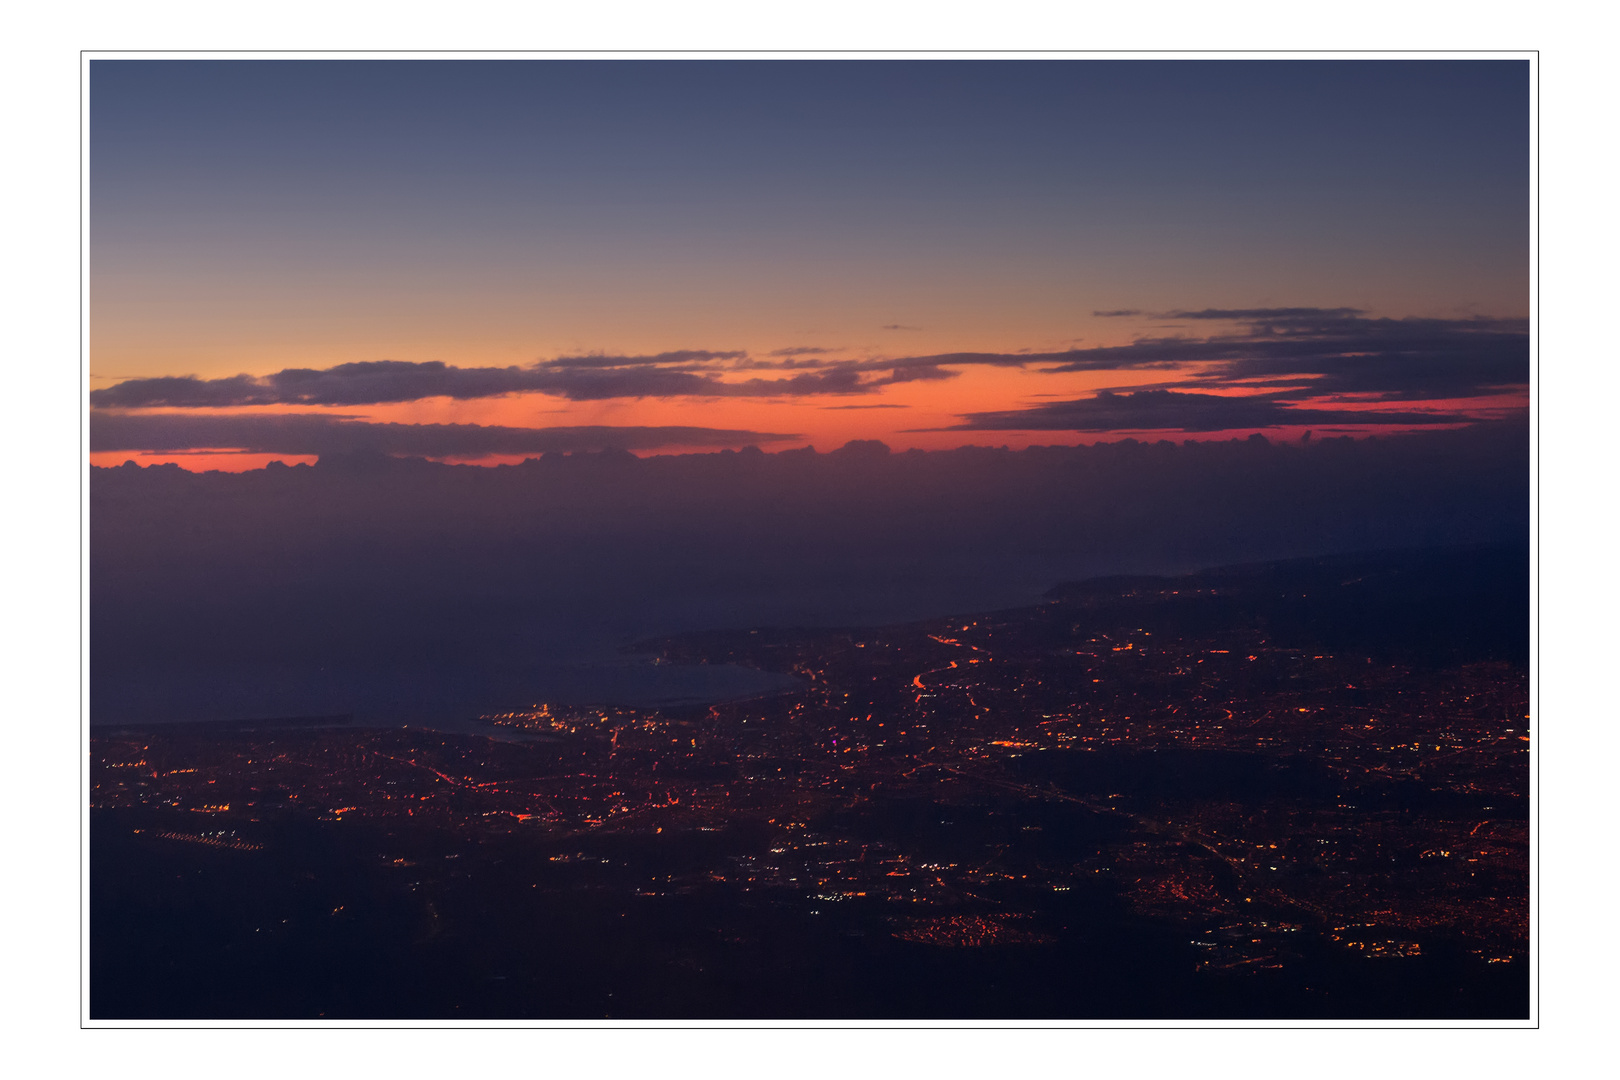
left=88, top=357, right=865, bottom=408
left=90, top=307, right=1528, bottom=411
left=90, top=412, right=799, bottom=458
left=945, top=388, right=1483, bottom=434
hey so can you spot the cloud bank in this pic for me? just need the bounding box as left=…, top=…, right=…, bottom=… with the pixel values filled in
left=90, top=412, right=798, bottom=458
left=91, top=421, right=1529, bottom=727
left=89, top=308, right=1527, bottom=436
left=948, top=389, right=1476, bottom=434
left=88, top=355, right=871, bottom=407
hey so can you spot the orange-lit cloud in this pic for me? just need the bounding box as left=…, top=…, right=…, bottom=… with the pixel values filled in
left=88, top=307, right=1528, bottom=468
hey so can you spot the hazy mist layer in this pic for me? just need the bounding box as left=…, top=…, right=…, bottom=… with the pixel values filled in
left=91, top=424, right=1527, bottom=725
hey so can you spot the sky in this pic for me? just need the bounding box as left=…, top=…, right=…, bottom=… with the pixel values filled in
left=90, top=59, right=1530, bottom=470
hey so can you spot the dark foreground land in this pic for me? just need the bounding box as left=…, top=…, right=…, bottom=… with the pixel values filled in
left=91, top=544, right=1529, bottom=1020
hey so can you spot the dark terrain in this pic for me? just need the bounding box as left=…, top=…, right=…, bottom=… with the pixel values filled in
left=92, top=544, right=1529, bottom=1019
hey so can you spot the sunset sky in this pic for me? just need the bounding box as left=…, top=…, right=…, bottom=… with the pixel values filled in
left=89, top=59, right=1530, bottom=470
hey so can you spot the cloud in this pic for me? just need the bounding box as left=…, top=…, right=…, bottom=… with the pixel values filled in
left=538, top=363, right=876, bottom=400
left=1038, top=311, right=1529, bottom=402
left=881, top=324, right=923, bottom=331
left=89, top=356, right=875, bottom=407
left=946, top=389, right=1476, bottom=434
left=875, top=364, right=958, bottom=385
left=1161, top=307, right=1365, bottom=321
left=860, top=352, right=1038, bottom=372
left=92, top=373, right=277, bottom=408
left=90, top=353, right=1002, bottom=409
left=767, top=346, right=840, bottom=357
left=89, top=308, right=1528, bottom=411
left=535, top=350, right=747, bottom=370
left=91, top=420, right=1528, bottom=728
left=1091, top=309, right=1142, bottom=318
left=90, top=411, right=799, bottom=458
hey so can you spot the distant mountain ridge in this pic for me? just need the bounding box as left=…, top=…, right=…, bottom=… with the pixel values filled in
left=1046, top=543, right=1529, bottom=669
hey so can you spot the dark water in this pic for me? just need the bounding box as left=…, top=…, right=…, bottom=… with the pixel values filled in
left=90, top=657, right=802, bottom=731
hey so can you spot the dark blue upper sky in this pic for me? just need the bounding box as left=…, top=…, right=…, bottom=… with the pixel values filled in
left=94, top=60, right=1527, bottom=242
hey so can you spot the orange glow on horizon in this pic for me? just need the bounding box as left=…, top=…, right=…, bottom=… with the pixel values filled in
left=89, top=451, right=321, bottom=473
left=87, top=356, right=1529, bottom=472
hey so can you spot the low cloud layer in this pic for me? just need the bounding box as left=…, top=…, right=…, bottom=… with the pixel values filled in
left=89, top=351, right=1039, bottom=408
left=90, top=421, right=1528, bottom=726
left=89, top=308, right=1527, bottom=434
left=948, top=388, right=1476, bottom=434
left=951, top=308, right=1527, bottom=432
left=1026, top=310, right=1527, bottom=400
left=88, top=356, right=873, bottom=407
left=90, top=412, right=798, bottom=458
